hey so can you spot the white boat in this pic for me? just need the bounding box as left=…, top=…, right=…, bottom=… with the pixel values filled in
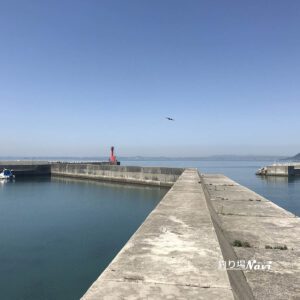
left=0, top=169, right=15, bottom=180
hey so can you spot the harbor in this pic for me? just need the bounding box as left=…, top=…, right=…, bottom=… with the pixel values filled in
left=1, top=160, right=299, bottom=299
left=2, top=1, right=300, bottom=299
left=76, top=166, right=300, bottom=299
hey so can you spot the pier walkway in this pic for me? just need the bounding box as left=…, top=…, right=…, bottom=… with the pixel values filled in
left=82, top=169, right=234, bottom=299
left=203, top=174, right=300, bottom=299
left=82, top=169, right=300, bottom=300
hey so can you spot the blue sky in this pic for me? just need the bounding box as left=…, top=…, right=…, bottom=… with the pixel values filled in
left=1, top=0, right=299, bottom=157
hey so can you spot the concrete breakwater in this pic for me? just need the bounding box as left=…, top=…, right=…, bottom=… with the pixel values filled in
left=82, top=170, right=300, bottom=300
left=0, top=161, right=184, bottom=186
left=202, top=174, right=300, bottom=299
left=51, top=163, right=184, bottom=187
left=256, top=163, right=300, bottom=176
left=0, top=161, right=51, bottom=176
left=82, top=169, right=235, bottom=299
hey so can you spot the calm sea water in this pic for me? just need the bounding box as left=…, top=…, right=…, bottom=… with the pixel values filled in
left=123, top=160, right=300, bottom=217
left=0, top=160, right=299, bottom=299
left=0, top=177, right=167, bottom=300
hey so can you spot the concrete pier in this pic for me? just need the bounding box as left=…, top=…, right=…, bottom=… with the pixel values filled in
left=0, top=161, right=183, bottom=186
left=51, top=163, right=184, bottom=187
left=0, top=161, right=51, bottom=176
left=82, top=169, right=235, bottom=299
left=82, top=170, right=300, bottom=300
left=256, top=163, right=300, bottom=176
left=202, top=174, right=300, bottom=299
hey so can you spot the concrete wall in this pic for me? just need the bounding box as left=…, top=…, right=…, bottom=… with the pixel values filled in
left=260, top=164, right=300, bottom=176
left=266, top=165, right=291, bottom=176
left=201, top=177, right=255, bottom=300
left=292, top=166, right=300, bottom=175
left=0, top=161, right=51, bottom=176
left=51, top=163, right=184, bottom=187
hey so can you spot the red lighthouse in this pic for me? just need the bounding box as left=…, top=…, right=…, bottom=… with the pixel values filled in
left=109, top=146, right=120, bottom=165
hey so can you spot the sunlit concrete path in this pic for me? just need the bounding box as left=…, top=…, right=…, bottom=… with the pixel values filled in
left=82, top=169, right=234, bottom=299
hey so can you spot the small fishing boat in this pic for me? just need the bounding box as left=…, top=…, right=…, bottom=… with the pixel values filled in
left=256, top=167, right=267, bottom=176
left=0, top=169, right=15, bottom=180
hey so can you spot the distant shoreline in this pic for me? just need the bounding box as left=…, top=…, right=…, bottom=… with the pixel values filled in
left=0, top=155, right=286, bottom=162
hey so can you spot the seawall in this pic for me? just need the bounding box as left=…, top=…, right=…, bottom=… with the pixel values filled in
left=0, top=161, right=51, bottom=176
left=257, top=163, right=300, bottom=176
left=51, top=163, right=184, bottom=187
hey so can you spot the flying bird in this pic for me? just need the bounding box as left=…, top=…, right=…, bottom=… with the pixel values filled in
left=166, top=117, right=175, bottom=121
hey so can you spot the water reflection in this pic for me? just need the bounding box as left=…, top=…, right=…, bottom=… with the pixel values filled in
left=256, top=175, right=300, bottom=184
left=0, top=176, right=167, bottom=300
left=51, top=175, right=168, bottom=192
left=0, top=178, right=16, bottom=189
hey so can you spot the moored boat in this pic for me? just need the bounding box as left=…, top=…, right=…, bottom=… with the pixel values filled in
left=256, top=167, right=267, bottom=175
left=0, top=169, right=15, bottom=180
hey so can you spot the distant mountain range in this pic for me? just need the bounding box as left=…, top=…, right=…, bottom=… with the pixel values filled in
left=281, top=153, right=300, bottom=162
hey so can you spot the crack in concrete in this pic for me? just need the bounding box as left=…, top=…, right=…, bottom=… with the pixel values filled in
left=102, top=278, right=232, bottom=290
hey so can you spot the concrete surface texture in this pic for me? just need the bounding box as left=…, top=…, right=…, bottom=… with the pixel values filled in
left=51, top=163, right=184, bottom=187
left=82, top=169, right=234, bottom=300
left=202, top=174, right=300, bottom=299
